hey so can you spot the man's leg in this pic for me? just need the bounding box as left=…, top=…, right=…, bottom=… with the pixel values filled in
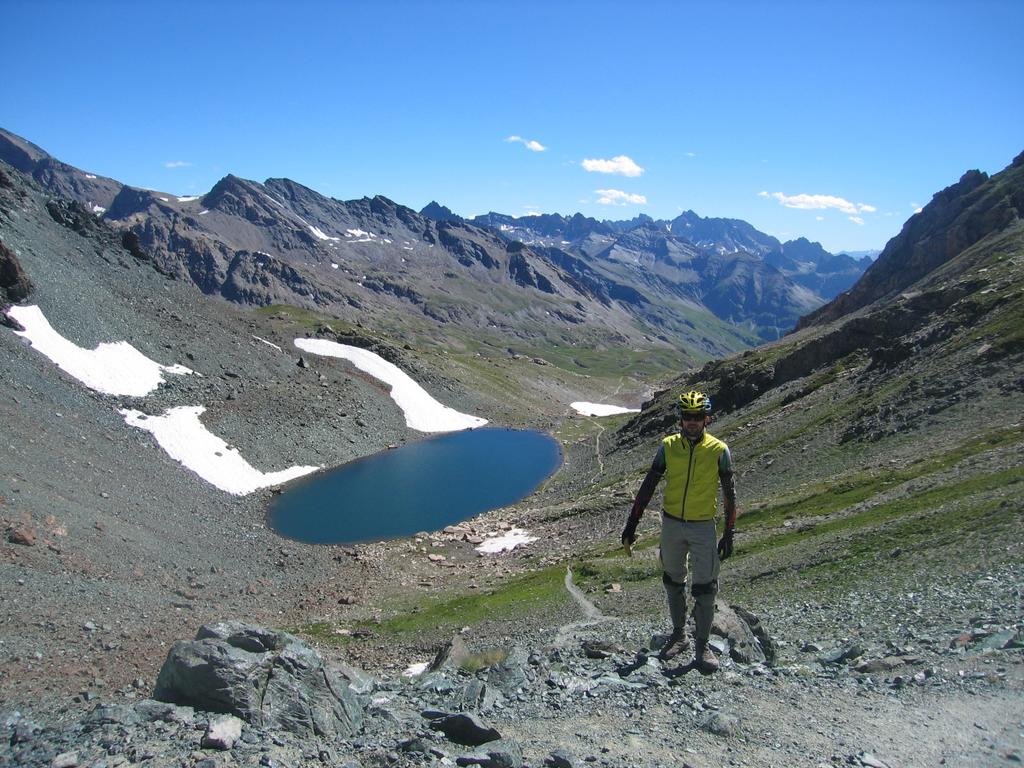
left=687, top=520, right=721, bottom=671
left=657, top=516, right=690, bottom=658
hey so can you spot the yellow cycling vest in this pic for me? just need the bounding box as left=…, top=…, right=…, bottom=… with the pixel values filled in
left=662, top=432, right=728, bottom=521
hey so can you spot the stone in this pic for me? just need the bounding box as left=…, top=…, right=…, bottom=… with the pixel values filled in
left=460, top=679, right=486, bottom=711
left=701, top=711, right=740, bottom=737
left=712, top=602, right=773, bottom=664
left=334, top=660, right=376, bottom=694
left=855, top=657, right=904, bottom=673
left=51, top=753, right=78, bottom=768
left=485, top=647, right=529, bottom=694
left=855, top=752, right=891, bottom=768
left=202, top=714, right=243, bottom=750
left=0, top=238, right=34, bottom=303
left=822, top=644, right=865, bottom=665
left=546, top=750, right=578, bottom=768
left=153, top=621, right=363, bottom=738
left=430, top=635, right=472, bottom=672
left=6, top=524, right=36, bottom=546
left=428, top=712, right=502, bottom=746
left=976, top=630, right=1017, bottom=651
left=582, top=639, right=622, bottom=659
left=454, top=739, right=522, bottom=767
left=133, top=699, right=195, bottom=724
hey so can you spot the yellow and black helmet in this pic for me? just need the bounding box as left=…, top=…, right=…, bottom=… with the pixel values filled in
left=676, top=390, right=711, bottom=415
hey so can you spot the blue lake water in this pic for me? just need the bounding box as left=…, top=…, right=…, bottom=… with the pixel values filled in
left=267, top=428, right=562, bottom=545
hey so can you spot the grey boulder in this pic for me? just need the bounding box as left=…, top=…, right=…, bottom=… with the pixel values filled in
left=153, top=621, right=363, bottom=738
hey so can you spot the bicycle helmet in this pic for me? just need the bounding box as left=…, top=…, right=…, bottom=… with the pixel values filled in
left=677, top=390, right=711, bottom=415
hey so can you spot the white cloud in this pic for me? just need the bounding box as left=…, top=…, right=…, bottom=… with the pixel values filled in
left=164, top=160, right=192, bottom=168
left=582, top=155, right=644, bottom=177
left=595, top=189, right=647, bottom=206
left=686, top=152, right=697, bottom=158
left=762, top=191, right=875, bottom=215
left=848, top=216, right=865, bottom=225
left=505, top=135, right=547, bottom=152
left=816, top=216, right=825, bottom=221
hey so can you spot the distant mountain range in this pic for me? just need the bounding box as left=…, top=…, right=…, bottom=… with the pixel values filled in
left=0, top=127, right=869, bottom=359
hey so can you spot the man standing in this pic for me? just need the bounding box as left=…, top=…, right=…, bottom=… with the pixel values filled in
left=621, top=390, right=738, bottom=672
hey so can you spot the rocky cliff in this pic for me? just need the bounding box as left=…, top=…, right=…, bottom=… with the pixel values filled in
left=798, top=151, right=1024, bottom=329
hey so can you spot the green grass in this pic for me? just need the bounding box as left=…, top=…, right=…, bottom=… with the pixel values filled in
left=389, top=566, right=567, bottom=632
left=740, top=464, right=1023, bottom=558
left=739, top=494, right=1022, bottom=606
left=256, top=303, right=348, bottom=331
left=572, top=555, right=660, bottom=590
left=294, top=565, right=571, bottom=644
left=740, top=425, right=1024, bottom=529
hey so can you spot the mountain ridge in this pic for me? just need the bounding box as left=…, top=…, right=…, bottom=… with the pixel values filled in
left=1, top=126, right=1022, bottom=767
left=0, top=126, right=865, bottom=349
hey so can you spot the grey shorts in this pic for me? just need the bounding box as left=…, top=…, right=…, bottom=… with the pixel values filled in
left=658, top=515, right=720, bottom=586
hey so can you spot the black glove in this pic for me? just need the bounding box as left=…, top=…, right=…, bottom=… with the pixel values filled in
left=621, top=519, right=638, bottom=546
left=717, top=528, right=734, bottom=560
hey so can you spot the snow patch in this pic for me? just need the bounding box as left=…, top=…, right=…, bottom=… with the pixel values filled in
left=177, top=195, right=200, bottom=202
left=120, top=406, right=319, bottom=496
left=571, top=402, right=640, bottom=417
left=253, top=335, right=282, bottom=352
left=402, top=662, right=429, bottom=678
left=6, top=305, right=194, bottom=397
left=310, top=226, right=341, bottom=242
left=294, top=338, right=487, bottom=433
left=346, top=228, right=377, bottom=243
left=475, top=528, right=538, bottom=554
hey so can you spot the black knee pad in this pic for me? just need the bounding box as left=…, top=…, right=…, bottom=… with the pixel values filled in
left=663, top=572, right=686, bottom=588
left=691, top=579, right=718, bottom=597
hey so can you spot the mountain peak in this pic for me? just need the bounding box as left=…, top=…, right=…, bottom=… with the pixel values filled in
left=420, top=201, right=461, bottom=222
left=797, top=151, right=1023, bottom=329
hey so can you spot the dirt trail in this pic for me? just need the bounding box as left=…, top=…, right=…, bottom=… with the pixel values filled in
left=554, top=565, right=616, bottom=646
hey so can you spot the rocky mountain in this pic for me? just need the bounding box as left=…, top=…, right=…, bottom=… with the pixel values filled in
left=0, top=127, right=863, bottom=351
left=466, top=206, right=870, bottom=339
left=664, top=210, right=781, bottom=256
left=420, top=200, right=461, bottom=222
left=1, top=125, right=1022, bottom=767
left=764, top=237, right=872, bottom=298
left=798, top=151, right=1024, bottom=329
left=0, top=127, right=122, bottom=214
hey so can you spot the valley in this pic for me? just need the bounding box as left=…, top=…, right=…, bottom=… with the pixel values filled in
left=0, top=135, right=1022, bottom=767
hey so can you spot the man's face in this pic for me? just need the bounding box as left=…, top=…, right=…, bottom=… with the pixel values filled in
left=680, top=411, right=706, bottom=438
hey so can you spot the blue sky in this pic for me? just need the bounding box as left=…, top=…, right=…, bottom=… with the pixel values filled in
left=3, top=1, right=1021, bottom=253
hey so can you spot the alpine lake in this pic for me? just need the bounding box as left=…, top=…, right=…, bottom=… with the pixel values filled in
left=267, top=427, right=563, bottom=545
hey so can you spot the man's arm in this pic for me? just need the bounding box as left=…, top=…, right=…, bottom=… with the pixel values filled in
left=718, top=447, right=738, bottom=559
left=719, top=446, right=737, bottom=527
left=622, top=446, right=666, bottom=544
